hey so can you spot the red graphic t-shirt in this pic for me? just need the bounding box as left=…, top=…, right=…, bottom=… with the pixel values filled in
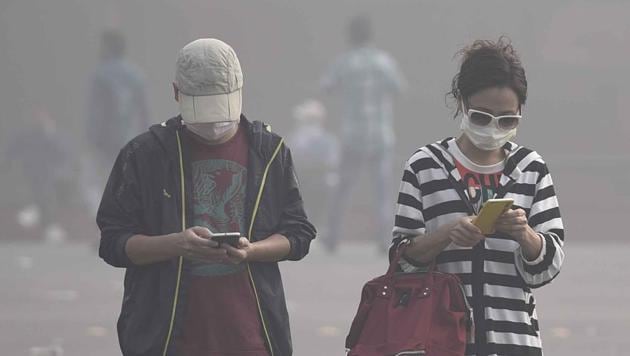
left=449, top=143, right=504, bottom=212
left=176, top=125, right=269, bottom=356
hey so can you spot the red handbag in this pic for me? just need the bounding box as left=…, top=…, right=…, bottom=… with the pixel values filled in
left=345, top=244, right=473, bottom=356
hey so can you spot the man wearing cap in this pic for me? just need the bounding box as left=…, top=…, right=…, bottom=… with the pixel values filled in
left=97, top=38, right=316, bottom=356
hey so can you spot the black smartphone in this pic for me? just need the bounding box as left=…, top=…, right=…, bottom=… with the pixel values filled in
left=210, top=232, right=241, bottom=247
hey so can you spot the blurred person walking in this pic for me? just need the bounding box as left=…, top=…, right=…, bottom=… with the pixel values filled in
left=286, top=99, right=339, bottom=228
left=321, top=15, right=405, bottom=254
left=391, top=38, right=565, bottom=355
left=97, top=38, right=315, bottom=356
left=6, top=108, right=73, bottom=242
left=84, top=30, right=149, bottom=215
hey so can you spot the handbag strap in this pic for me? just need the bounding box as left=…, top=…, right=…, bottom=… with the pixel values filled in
left=387, top=242, right=407, bottom=276
left=387, top=241, right=437, bottom=276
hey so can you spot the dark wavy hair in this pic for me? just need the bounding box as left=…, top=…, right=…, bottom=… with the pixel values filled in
left=448, top=36, right=527, bottom=118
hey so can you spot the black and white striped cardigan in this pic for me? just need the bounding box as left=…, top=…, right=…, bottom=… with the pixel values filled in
left=392, top=137, right=565, bottom=356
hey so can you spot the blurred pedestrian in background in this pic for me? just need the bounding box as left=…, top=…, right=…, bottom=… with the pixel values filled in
left=5, top=108, right=74, bottom=242
left=286, top=99, right=339, bottom=229
left=83, top=29, right=149, bottom=216
left=321, top=15, right=405, bottom=253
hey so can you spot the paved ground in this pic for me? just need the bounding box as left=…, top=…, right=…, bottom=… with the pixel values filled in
left=2, top=240, right=629, bottom=355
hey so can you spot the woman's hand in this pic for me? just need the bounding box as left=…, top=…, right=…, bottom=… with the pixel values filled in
left=495, top=208, right=543, bottom=261
left=494, top=208, right=529, bottom=242
left=448, top=216, right=486, bottom=247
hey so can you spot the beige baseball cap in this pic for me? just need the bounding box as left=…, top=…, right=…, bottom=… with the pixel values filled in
left=175, top=38, right=243, bottom=123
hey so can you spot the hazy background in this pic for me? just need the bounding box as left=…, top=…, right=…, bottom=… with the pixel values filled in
left=1, top=1, right=629, bottom=355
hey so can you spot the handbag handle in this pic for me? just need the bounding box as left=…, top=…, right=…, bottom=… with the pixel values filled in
left=386, top=242, right=407, bottom=276
left=387, top=239, right=436, bottom=276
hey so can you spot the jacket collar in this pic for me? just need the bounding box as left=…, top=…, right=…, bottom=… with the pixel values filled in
left=149, top=113, right=274, bottom=166
left=431, top=137, right=524, bottom=182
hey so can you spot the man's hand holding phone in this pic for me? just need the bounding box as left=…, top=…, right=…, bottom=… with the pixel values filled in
left=223, top=237, right=252, bottom=264
left=177, top=226, right=229, bottom=263
left=208, top=232, right=251, bottom=264
left=176, top=228, right=290, bottom=264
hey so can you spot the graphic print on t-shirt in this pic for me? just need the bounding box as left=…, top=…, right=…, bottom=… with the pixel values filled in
left=448, top=142, right=504, bottom=212
left=455, top=161, right=502, bottom=210
left=177, top=126, right=268, bottom=356
left=190, top=158, right=246, bottom=277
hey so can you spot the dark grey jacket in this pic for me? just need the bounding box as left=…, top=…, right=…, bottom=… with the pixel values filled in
left=98, top=115, right=316, bottom=356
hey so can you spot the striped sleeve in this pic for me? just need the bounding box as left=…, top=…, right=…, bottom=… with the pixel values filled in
left=393, top=157, right=426, bottom=241
left=514, top=160, right=565, bottom=288
left=391, top=155, right=429, bottom=272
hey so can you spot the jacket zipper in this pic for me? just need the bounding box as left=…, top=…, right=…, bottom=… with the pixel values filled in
left=246, top=138, right=285, bottom=356
left=161, top=131, right=187, bottom=356
left=162, top=132, right=284, bottom=355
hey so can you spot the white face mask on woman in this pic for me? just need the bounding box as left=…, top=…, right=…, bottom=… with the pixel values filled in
left=460, top=107, right=519, bottom=151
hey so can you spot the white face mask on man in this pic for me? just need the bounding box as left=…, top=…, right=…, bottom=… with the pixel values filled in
left=460, top=106, right=519, bottom=151
left=186, top=121, right=239, bottom=143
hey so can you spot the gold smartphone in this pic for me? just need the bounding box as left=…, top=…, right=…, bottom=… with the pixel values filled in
left=472, top=198, right=514, bottom=235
